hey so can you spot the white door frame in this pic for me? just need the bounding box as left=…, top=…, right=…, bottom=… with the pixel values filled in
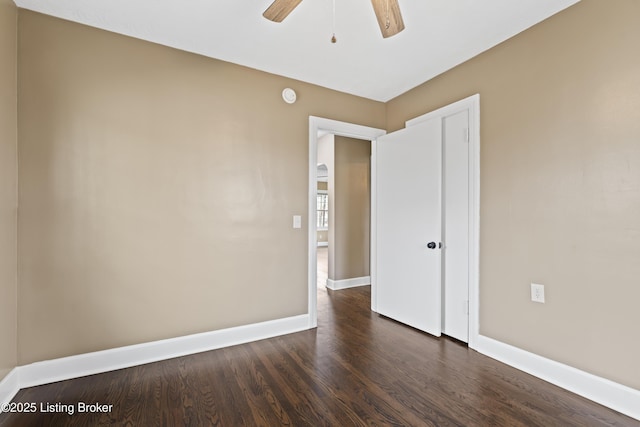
left=308, top=94, right=479, bottom=351
left=307, top=117, right=386, bottom=328
left=405, top=94, right=480, bottom=349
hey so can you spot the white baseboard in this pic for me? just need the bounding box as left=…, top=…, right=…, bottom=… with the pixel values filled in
left=0, top=368, right=20, bottom=406
left=5, top=320, right=637, bottom=422
left=2, top=314, right=310, bottom=404
left=326, top=276, right=370, bottom=290
left=475, top=335, right=640, bottom=421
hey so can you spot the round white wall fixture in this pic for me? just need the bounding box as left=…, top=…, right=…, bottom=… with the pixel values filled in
left=282, top=88, right=297, bottom=104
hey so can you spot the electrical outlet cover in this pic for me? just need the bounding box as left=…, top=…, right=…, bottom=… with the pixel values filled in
left=531, top=283, right=545, bottom=303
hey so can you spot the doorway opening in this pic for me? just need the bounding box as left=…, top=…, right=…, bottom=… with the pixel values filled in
left=307, top=118, right=386, bottom=328
left=308, top=94, right=480, bottom=351
left=377, top=94, right=480, bottom=347
left=316, top=163, right=328, bottom=289
left=317, top=134, right=371, bottom=291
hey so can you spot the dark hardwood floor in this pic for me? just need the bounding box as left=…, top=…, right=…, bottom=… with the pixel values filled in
left=1, top=286, right=637, bottom=426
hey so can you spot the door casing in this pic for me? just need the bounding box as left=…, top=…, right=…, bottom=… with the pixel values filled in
left=307, top=94, right=480, bottom=350
left=307, top=118, right=386, bottom=329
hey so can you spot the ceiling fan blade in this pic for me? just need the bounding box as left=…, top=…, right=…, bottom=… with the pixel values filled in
left=263, top=0, right=303, bottom=23
left=371, top=0, right=405, bottom=38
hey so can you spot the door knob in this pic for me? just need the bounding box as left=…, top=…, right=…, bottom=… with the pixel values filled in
left=427, top=242, right=436, bottom=249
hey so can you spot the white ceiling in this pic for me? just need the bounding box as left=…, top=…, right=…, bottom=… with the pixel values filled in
left=14, top=0, right=580, bottom=102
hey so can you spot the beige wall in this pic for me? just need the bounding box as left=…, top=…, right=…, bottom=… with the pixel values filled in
left=17, top=10, right=385, bottom=364
left=387, top=0, right=640, bottom=390
left=0, top=0, right=18, bottom=381
left=333, top=137, right=370, bottom=280
left=11, top=0, right=639, bottom=394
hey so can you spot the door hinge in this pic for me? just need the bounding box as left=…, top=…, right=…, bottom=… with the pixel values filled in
left=464, top=128, right=469, bottom=143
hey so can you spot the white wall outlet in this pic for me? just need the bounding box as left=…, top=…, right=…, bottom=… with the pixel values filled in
left=531, top=283, right=545, bottom=303
left=292, top=215, right=302, bottom=229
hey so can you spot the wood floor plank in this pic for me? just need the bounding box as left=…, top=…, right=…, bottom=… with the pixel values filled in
left=1, top=286, right=637, bottom=426
left=249, top=340, right=349, bottom=426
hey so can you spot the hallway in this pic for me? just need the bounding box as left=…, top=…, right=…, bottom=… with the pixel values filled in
left=317, top=246, right=328, bottom=288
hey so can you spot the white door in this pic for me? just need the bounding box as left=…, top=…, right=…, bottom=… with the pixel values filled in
left=443, top=110, right=470, bottom=342
left=375, top=117, right=442, bottom=336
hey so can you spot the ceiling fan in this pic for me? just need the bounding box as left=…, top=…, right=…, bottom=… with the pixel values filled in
left=263, top=0, right=405, bottom=39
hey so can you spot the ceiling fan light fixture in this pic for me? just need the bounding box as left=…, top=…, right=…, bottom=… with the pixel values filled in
left=263, top=0, right=303, bottom=23
left=330, top=0, right=337, bottom=43
left=371, top=0, right=405, bottom=38
left=262, top=0, right=405, bottom=39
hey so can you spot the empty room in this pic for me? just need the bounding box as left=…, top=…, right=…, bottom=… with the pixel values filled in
left=1, top=0, right=639, bottom=425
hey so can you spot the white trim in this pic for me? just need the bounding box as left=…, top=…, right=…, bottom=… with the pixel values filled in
left=326, top=276, right=371, bottom=290
left=404, top=94, right=481, bottom=348
left=317, top=242, right=328, bottom=247
left=476, top=335, right=640, bottom=421
left=369, top=140, right=378, bottom=313
left=405, top=95, right=479, bottom=128
left=0, top=369, right=20, bottom=405
left=308, top=117, right=386, bottom=328
left=370, top=139, right=378, bottom=312
left=1, top=314, right=308, bottom=401
left=469, top=95, right=481, bottom=350
left=4, top=318, right=636, bottom=421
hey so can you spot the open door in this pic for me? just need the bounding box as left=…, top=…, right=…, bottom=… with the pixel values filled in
left=375, top=117, right=442, bottom=336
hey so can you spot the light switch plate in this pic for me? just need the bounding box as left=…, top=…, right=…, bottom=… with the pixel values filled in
left=293, top=215, right=302, bottom=229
